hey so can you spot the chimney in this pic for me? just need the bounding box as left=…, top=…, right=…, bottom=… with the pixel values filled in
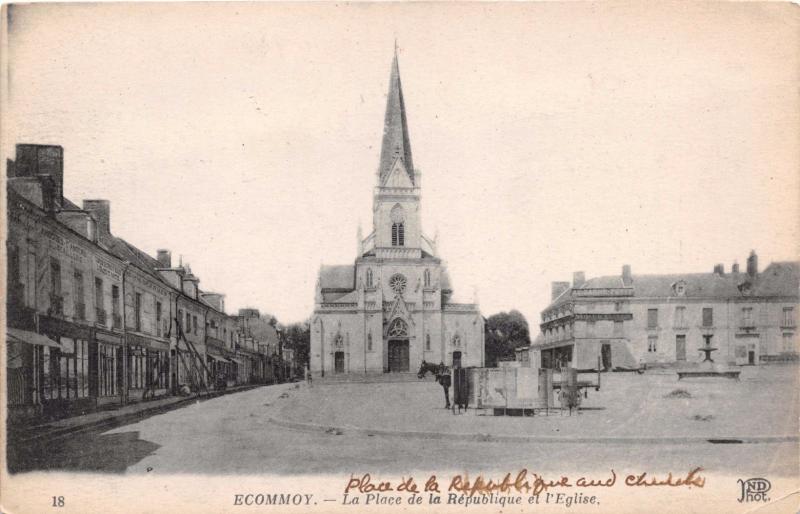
left=747, top=250, right=758, bottom=277
left=573, top=271, right=585, bottom=288
left=551, top=281, right=570, bottom=301
left=87, top=216, right=98, bottom=243
left=156, top=249, right=172, bottom=268
left=713, top=264, right=725, bottom=276
left=82, top=199, right=110, bottom=235
left=15, top=144, right=64, bottom=207
left=622, top=265, right=632, bottom=286
left=201, top=292, right=225, bottom=312
left=732, top=262, right=740, bottom=274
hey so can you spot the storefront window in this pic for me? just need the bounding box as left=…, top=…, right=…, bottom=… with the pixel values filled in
left=129, top=346, right=168, bottom=390
left=41, top=338, right=89, bottom=400
left=147, top=349, right=168, bottom=389
left=128, top=345, right=146, bottom=389
left=98, top=343, right=118, bottom=396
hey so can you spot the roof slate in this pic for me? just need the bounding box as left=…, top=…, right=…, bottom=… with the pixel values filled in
left=545, top=261, right=799, bottom=312
left=319, top=264, right=355, bottom=290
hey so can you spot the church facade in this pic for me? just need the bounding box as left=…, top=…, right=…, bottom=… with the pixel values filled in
left=310, top=53, right=485, bottom=376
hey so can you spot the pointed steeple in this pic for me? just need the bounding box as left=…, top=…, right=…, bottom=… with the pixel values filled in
left=378, top=46, right=415, bottom=185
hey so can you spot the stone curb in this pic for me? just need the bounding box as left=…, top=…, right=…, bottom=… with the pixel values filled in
left=267, top=415, right=799, bottom=446
left=10, top=384, right=265, bottom=446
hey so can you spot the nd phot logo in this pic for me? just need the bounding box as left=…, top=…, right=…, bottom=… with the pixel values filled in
left=737, top=478, right=770, bottom=503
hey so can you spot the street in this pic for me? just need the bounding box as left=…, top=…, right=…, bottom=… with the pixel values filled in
left=10, top=376, right=798, bottom=477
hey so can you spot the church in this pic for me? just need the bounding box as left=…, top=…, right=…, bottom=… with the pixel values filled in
left=310, top=51, right=485, bottom=376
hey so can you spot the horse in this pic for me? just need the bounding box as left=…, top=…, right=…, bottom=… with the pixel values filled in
left=417, top=360, right=441, bottom=379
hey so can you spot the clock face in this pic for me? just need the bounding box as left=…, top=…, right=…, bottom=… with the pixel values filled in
left=389, top=274, right=407, bottom=295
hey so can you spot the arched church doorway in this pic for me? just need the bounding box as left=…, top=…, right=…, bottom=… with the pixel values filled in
left=387, top=318, right=410, bottom=372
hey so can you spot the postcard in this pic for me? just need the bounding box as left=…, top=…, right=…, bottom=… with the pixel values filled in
left=1, top=2, right=798, bottom=513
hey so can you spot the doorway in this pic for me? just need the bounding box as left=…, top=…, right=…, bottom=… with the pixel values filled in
left=675, top=335, right=686, bottom=361
left=387, top=340, right=409, bottom=372
left=600, top=343, right=612, bottom=371
left=452, top=351, right=462, bottom=369
left=334, top=351, right=345, bottom=373
left=748, top=350, right=755, bottom=365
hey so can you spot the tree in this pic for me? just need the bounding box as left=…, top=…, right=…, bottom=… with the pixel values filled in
left=484, top=310, right=531, bottom=367
left=284, top=320, right=311, bottom=368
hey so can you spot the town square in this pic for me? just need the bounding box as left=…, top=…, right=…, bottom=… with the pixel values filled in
left=2, top=3, right=799, bottom=514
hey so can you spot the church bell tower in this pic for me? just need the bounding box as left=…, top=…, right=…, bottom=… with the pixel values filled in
left=372, top=48, right=422, bottom=259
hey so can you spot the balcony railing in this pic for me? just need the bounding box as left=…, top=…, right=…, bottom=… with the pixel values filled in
left=49, top=294, right=64, bottom=316
left=444, top=303, right=478, bottom=312
left=374, top=247, right=421, bottom=259
left=95, top=307, right=107, bottom=326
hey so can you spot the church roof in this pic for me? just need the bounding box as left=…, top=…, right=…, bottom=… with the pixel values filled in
left=378, top=50, right=415, bottom=186
left=319, top=264, right=355, bottom=290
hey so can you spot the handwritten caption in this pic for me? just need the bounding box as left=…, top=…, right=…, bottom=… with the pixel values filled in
left=340, top=468, right=705, bottom=508
left=231, top=468, right=705, bottom=508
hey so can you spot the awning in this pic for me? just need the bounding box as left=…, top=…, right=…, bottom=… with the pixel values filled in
left=7, top=328, right=61, bottom=349
left=229, top=357, right=243, bottom=365
left=127, top=333, right=170, bottom=352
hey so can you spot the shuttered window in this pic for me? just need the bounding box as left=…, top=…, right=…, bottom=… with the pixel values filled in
left=647, top=309, right=658, bottom=329
left=702, top=308, right=713, bottom=327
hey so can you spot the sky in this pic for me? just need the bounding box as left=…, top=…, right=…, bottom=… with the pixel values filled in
left=4, top=2, right=799, bottom=326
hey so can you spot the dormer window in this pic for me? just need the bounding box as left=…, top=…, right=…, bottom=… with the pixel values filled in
left=673, top=280, right=687, bottom=297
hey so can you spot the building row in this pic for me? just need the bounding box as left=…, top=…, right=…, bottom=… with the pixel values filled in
left=6, top=144, right=287, bottom=422
left=520, top=253, right=799, bottom=370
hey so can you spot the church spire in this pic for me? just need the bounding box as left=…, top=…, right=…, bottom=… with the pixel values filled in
left=378, top=45, right=415, bottom=185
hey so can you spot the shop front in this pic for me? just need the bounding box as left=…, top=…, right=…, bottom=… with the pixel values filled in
left=206, top=343, right=235, bottom=389
left=94, top=329, right=124, bottom=406
left=37, top=315, right=95, bottom=418
left=537, top=338, right=636, bottom=372
left=6, top=327, right=61, bottom=422
left=126, top=333, right=170, bottom=401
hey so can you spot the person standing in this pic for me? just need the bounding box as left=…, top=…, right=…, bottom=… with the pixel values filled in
left=438, top=361, right=451, bottom=409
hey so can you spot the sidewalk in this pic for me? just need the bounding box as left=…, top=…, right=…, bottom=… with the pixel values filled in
left=7, top=384, right=264, bottom=446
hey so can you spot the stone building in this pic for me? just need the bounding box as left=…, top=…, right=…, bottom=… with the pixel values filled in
left=531, top=252, right=799, bottom=370
left=236, top=308, right=281, bottom=383
left=5, top=143, right=272, bottom=421
left=310, top=52, right=485, bottom=376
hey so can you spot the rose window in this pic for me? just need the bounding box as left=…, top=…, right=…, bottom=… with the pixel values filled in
left=389, top=274, right=407, bottom=295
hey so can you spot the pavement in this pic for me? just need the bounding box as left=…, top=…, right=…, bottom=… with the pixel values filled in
left=6, top=379, right=798, bottom=476
left=276, top=365, right=800, bottom=442
left=7, top=383, right=263, bottom=446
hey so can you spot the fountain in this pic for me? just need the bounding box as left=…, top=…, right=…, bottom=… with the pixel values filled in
left=677, top=335, right=741, bottom=380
